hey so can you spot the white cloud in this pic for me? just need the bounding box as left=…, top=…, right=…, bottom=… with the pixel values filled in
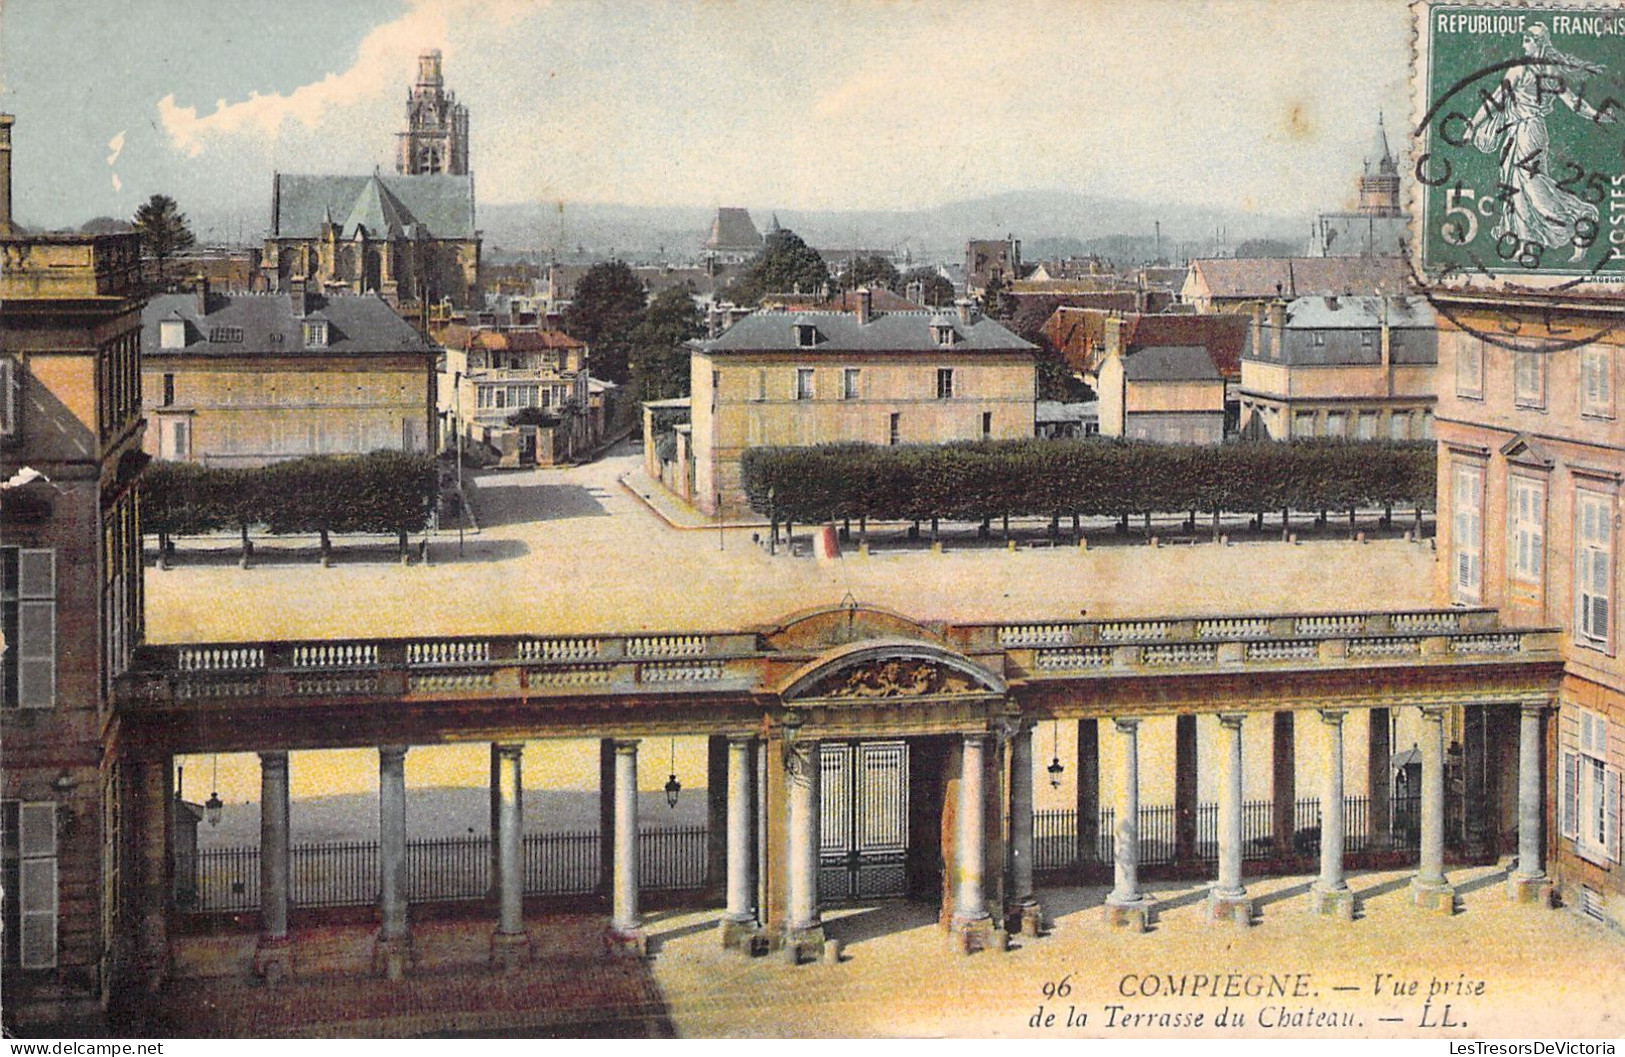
left=106, top=130, right=125, bottom=166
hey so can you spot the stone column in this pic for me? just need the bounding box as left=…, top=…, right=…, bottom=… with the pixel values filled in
left=1410, top=707, right=1455, bottom=914
left=1008, top=725, right=1043, bottom=936
left=373, top=745, right=412, bottom=978
left=1368, top=707, right=1392, bottom=847
left=1309, top=711, right=1356, bottom=919
left=490, top=743, right=530, bottom=968
left=1508, top=701, right=1555, bottom=906
left=1208, top=714, right=1252, bottom=925
left=1174, top=714, right=1199, bottom=873
left=132, top=757, right=173, bottom=993
left=609, top=739, right=645, bottom=953
left=783, top=738, right=825, bottom=962
left=951, top=733, right=993, bottom=951
left=1271, top=712, right=1296, bottom=858
left=253, top=752, right=293, bottom=980
left=1104, top=718, right=1152, bottom=931
left=720, top=735, right=759, bottom=949
left=1076, top=719, right=1100, bottom=865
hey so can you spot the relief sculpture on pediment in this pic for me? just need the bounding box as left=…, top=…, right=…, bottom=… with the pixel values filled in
left=812, top=657, right=980, bottom=699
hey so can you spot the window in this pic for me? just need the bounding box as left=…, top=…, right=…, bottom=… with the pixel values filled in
left=888, top=412, right=901, bottom=446
left=2, top=800, right=58, bottom=969
left=1361, top=331, right=1374, bottom=347
left=162, top=373, right=175, bottom=407
left=796, top=324, right=818, bottom=348
left=1563, top=709, right=1619, bottom=866
left=842, top=368, right=860, bottom=401
left=1513, top=350, right=1546, bottom=409
left=540, top=388, right=551, bottom=408
left=1582, top=346, right=1614, bottom=418
left=1507, top=475, right=1546, bottom=589
left=1451, top=462, right=1484, bottom=604
left=933, top=324, right=956, bottom=346
left=1389, top=412, right=1411, bottom=441
left=1420, top=411, right=1434, bottom=439
left=1456, top=336, right=1484, bottom=399
left=1311, top=332, right=1326, bottom=347
left=1, top=357, right=18, bottom=438
left=1576, top=489, right=1614, bottom=651
left=1324, top=411, right=1347, bottom=438
left=302, top=319, right=328, bottom=349
left=1, top=548, right=55, bottom=709
left=982, top=411, right=993, bottom=439
left=158, top=316, right=186, bottom=350
left=796, top=368, right=815, bottom=401
left=494, top=388, right=507, bottom=410
left=936, top=368, right=954, bottom=400
left=1294, top=410, right=1316, bottom=438
left=755, top=369, right=767, bottom=402
left=1356, top=411, right=1377, bottom=439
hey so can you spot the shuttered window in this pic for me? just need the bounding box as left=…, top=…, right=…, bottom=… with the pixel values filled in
left=1565, top=711, right=1620, bottom=865
left=1451, top=463, right=1483, bottom=604
left=1506, top=475, right=1545, bottom=588
left=1581, top=346, right=1614, bottom=418
left=1576, top=490, right=1614, bottom=651
left=3, top=801, right=58, bottom=969
left=2, top=548, right=56, bottom=709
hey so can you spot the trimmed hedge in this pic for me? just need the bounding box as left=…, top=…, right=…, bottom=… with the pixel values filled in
left=739, top=439, right=1434, bottom=526
left=144, top=451, right=439, bottom=545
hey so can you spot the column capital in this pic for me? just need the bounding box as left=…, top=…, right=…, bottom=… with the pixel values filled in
left=1318, top=709, right=1348, bottom=725
left=1519, top=697, right=1552, bottom=717
left=727, top=733, right=757, bottom=747
left=379, top=745, right=409, bottom=765
left=258, top=750, right=289, bottom=771
left=1217, top=712, right=1247, bottom=729
left=493, top=742, right=525, bottom=760
left=1112, top=716, right=1142, bottom=734
left=1418, top=705, right=1448, bottom=723
left=963, top=731, right=991, bottom=747
left=612, top=738, right=641, bottom=755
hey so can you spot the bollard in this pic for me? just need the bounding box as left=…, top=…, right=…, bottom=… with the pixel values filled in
left=822, top=938, right=843, bottom=964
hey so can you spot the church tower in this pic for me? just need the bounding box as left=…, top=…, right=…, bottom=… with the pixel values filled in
left=1358, top=112, right=1401, bottom=217
left=396, top=49, right=469, bottom=176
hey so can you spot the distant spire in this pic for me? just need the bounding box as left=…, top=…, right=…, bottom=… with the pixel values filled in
left=1366, top=111, right=1396, bottom=176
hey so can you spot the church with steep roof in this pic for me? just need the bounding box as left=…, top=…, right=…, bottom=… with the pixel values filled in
left=1308, top=114, right=1409, bottom=258
left=260, top=51, right=481, bottom=309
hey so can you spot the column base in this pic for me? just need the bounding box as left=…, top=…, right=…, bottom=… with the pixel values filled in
left=779, top=923, right=826, bottom=965
left=1409, top=878, right=1457, bottom=915
left=718, top=916, right=763, bottom=952
left=948, top=914, right=999, bottom=955
left=1007, top=899, right=1046, bottom=938
left=370, top=932, right=414, bottom=980
left=1506, top=874, right=1555, bottom=907
left=1205, top=890, right=1254, bottom=927
left=606, top=925, right=648, bottom=958
left=1308, top=884, right=1358, bottom=921
left=251, top=936, right=294, bottom=984
left=489, top=929, right=532, bottom=972
left=1103, top=896, right=1154, bottom=933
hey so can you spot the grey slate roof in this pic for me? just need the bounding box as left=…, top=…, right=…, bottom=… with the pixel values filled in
left=142, top=292, right=434, bottom=357
left=1283, top=294, right=1435, bottom=330
left=705, top=207, right=762, bottom=252
left=272, top=173, right=476, bottom=239
left=1122, top=346, right=1221, bottom=382
left=694, top=310, right=1036, bottom=354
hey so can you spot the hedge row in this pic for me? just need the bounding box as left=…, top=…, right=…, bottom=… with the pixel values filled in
left=739, top=439, right=1434, bottom=526
left=143, top=452, right=439, bottom=545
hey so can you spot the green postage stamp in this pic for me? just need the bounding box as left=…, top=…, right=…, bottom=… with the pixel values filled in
left=1416, top=3, right=1625, bottom=286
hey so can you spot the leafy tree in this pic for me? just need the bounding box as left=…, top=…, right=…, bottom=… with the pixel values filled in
left=727, top=228, right=831, bottom=306
left=564, top=261, right=647, bottom=385
left=628, top=285, right=704, bottom=404
left=835, top=254, right=900, bottom=293
left=980, top=273, right=1015, bottom=319
left=131, top=194, right=196, bottom=286
left=901, top=267, right=956, bottom=307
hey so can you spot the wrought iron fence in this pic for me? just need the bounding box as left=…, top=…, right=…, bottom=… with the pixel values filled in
left=187, top=824, right=707, bottom=913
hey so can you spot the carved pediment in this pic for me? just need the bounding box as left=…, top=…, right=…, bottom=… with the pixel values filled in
left=807, top=658, right=981, bottom=699
left=1500, top=433, right=1554, bottom=469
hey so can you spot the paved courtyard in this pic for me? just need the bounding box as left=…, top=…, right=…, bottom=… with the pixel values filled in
left=145, top=444, right=1443, bottom=644
left=150, top=865, right=1625, bottom=1038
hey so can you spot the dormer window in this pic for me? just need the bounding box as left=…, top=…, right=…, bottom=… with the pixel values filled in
left=159, top=314, right=186, bottom=350
left=933, top=324, right=957, bottom=346
left=302, top=319, right=329, bottom=348
left=796, top=323, right=819, bottom=348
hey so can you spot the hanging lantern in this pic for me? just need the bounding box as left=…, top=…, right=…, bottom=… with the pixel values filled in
left=205, top=754, right=223, bottom=827
left=1047, top=721, right=1065, bottom=788
left=664, top=739, right=681, bottom=808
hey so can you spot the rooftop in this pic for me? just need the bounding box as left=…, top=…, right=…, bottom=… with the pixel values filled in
left=272, top=172, right=477, bottom=240
left=696, top=309, right=1037, bottom=355
left=142, top=291, right=433, bottom=357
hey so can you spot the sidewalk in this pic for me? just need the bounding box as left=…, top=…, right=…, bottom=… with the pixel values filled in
left=618, top=468, right=768, bottom=531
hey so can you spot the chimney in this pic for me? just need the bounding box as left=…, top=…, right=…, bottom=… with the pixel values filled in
left=954, top=298, right=976, bottom=325
left=1267, top=300, right=1287, bottom=360
left=855, top=286, right=872, bottom=325
left=195, top=275, right=211, bottom=315
left=0, top=113, right=13, bottom=236
left=289, top=276, right=309, bottom=317
left=1104, top=316, right=1127, bottom=359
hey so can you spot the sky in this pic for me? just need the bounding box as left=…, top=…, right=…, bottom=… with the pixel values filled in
left=0, top=0, right=1413, bottom=236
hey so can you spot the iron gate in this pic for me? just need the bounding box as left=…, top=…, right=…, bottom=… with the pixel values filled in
left=819, top=740, right=909, bottom=900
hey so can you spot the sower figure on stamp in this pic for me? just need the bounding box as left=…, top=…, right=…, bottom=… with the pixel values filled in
left=1466, top=23, right=1618, bottom=258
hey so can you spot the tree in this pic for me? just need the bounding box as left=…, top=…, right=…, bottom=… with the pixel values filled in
left=131, top=194, right=196, bottom=287
left=980, top=273, right=1015, bottom=319
left=835, top=254, right=900, bottom=293
left=901, top=267, right=956, bottom=307
left=727, top=227, right=831, bottom=306
left=628, top=285, right=704, bottom=404
left=564, top=261, right=647, bottom=385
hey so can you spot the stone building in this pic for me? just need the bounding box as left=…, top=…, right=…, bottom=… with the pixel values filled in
left=139, top=285, right=437, bottom=466
left=437, top=322, right=592, bottom=466
left=1096, top=345, right=1226, bottom=444
left=964, top=236, right=1023, bottom=297
left=1308, top=114, right=1410, bottom=258
left=1, top=117, right=149, bottom=1026
left=704, top=207, right=764, bottom=264
left=1239, top=294, right=1438, bottom=441
left=683, top=292, right=1037, bottom=516
left=396, top=50, right=469, bottom=177
left=1433, top=290, right=1625, bottom=924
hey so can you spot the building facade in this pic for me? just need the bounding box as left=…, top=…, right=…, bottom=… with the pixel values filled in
left=1, top=222, right=148, bottom=1029
left=965, top=237, right=1023, bottom=297
left=1239, top=295, right=1438, bottom=441
left=438, top=322, right=592, bottom=467
left=396, top=50, right=469, bottom=177
left=140, top=286, right=436, bottom=466
left=1096, top=345, right=1226, bottom=444
left=686, top=294, right=1037, bottom=516
left=1434, top=291, right=1625, bottom=926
